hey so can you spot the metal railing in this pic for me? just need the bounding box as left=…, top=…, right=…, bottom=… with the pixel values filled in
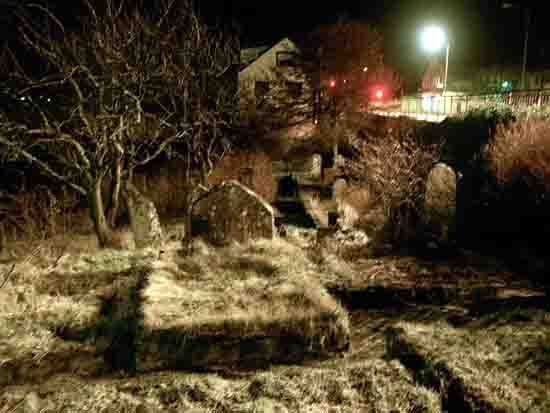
left=369, top=89, right=550, bottom=122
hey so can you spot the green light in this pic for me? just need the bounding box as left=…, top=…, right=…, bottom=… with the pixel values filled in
left=502, top=81, right=511, bottom=89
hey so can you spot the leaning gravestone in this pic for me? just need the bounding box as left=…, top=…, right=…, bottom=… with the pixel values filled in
left=125, top=184, right=163, bottom=248
left=423, top=162, right=457, bottom=243
left=192, top=180, right=275, bottom=245
left=310, top=153, right=322, bottom=180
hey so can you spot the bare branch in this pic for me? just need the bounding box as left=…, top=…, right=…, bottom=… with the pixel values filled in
left=134, top=131, right=186, bottom=167
left=0, top=136, right=87, bottom=195
left=0, top=264, right=16, bottom=290
left=67, top=77, right=95, bottom=137
left=25, top=129, right=93, bottom=172
left=28, top=3, right=66, bottom=34
left=82, top=0, right=98, bottom=24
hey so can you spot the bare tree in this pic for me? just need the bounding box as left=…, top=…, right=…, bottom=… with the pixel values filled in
left=0, top=0, right=238, bottom=247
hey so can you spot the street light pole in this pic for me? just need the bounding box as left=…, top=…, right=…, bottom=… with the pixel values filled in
left=503, top=2, right=531, bottom=90
left=420, top=26, right=449, bottom=94
left=521, top=7, right=530, bottom=90
left=443, top=42, right=450, bottom=94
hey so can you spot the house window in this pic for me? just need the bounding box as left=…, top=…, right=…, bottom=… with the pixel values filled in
left=286, top=81, right=303, bottom=98
left=255, top=81, right=271, bottom=99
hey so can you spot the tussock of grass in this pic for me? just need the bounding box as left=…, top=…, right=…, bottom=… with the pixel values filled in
left=0, top=259, right=103, bottom=387
left=0, top=359, right=442, bottom=412
left=394, top=312, right=550, bottom=412
left=143, top=238, right=348, bottom=337
left=136, top=238, right=350, bottom=369
left=1, top=236, right=350, bottom=380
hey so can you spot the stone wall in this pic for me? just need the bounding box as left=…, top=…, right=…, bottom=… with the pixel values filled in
left=207, top=149, right=277, bottom=203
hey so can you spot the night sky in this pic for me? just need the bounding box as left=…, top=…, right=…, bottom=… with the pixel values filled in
left=1, top=0, right=548, bottom=86
left=203, top=0, right=547, bottom=86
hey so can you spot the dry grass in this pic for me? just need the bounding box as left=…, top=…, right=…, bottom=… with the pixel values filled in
left=394, top=311, right=550, bottom=412
left=142, top=238, right=349, bottom=344
left=487, top=119, right=550, bottom=191
left=0, top=235, right=350, bottom=385
left=1, top=222, right=547, bottom=412
left=0, top=358, right=441, bottom=413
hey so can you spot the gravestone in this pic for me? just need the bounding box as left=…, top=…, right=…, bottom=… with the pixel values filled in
left=192, top=180, right=275, bottom=245
left=423, top=162, right=457, bottom=243
left=311, top=153, right=322, bottom=180
left=125, top=184, right=163, bottom=248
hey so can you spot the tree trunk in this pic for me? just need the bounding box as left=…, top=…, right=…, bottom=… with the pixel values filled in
left=88, top=176, right=114, bottom=248
left=108, top=157, right=123, bottom=228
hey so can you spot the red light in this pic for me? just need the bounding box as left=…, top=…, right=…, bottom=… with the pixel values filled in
left=329, top=80, right=336, bottom=88
left=376, top=89, right=383, bottom=99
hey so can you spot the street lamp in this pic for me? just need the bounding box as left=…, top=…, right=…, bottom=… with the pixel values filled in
left=502, top=2, right=530, bottom=90
left=420, top=26, right=450, bottom=94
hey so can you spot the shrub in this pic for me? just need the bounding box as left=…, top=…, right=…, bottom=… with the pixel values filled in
left=486, top=119, right=550, bottom=192
left=456, top=118, right=550, bottom=250
left=439, top=107, right=515, bottom=171
left=344, top=124, right=440, bottom=245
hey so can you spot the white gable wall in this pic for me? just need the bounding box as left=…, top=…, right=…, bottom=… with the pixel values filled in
left=239, top=38, right=306, bottom=104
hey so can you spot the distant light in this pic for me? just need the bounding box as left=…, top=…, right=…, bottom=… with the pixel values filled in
left=19, top=96, right=26, bottom=101
left=502, top=81, right=510, bottom=88
left=376, top=89, right=383, bottom=99
left=420, top=26, right=447, bottom=53
left=363, top=66, right=368, bottom=72
left=343, top=79, right=347, bottom=84
left=329, top=79, right=336, bottom=88
left=47, top=97, right=52, bottom=103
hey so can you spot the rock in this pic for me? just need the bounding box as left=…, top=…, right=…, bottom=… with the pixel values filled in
left=125, top=184, right=163, bottom=248
left=423, top=162, right=457, bottom=243
left=333, top=229, right=370, bottom=248
left=192, top=180, right=275, bottom=245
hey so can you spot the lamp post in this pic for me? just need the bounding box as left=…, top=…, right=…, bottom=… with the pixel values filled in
left=420, top=26, right=450, bottom=94
left=503, top=2, right=530, bottom=90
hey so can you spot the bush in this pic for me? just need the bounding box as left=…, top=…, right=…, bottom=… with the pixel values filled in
left=486, top=119, right=550, bottom=192
left=456, top=118, right=550, bottom=251
left=439, top=107, right=515, bottom=171
left=344, top=123, right=440, bottom=245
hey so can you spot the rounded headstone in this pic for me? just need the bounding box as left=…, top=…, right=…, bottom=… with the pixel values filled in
left=424, top=162, right=457, bottom=242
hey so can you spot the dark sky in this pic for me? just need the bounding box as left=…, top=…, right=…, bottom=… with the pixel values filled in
left=209, top=0, right=546, bottom=85
left=2, top=0, right=547, bottom=85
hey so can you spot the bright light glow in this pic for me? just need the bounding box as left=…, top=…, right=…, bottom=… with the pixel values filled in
left=376, top=90, right=383, bottom=99
left=502, top=81, right=510, bottom=88
left=420, top=26, right=447, bottom=53
left=329, top=79, right=336, bottom=88
left=363, top=66, right=368, bottom=72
